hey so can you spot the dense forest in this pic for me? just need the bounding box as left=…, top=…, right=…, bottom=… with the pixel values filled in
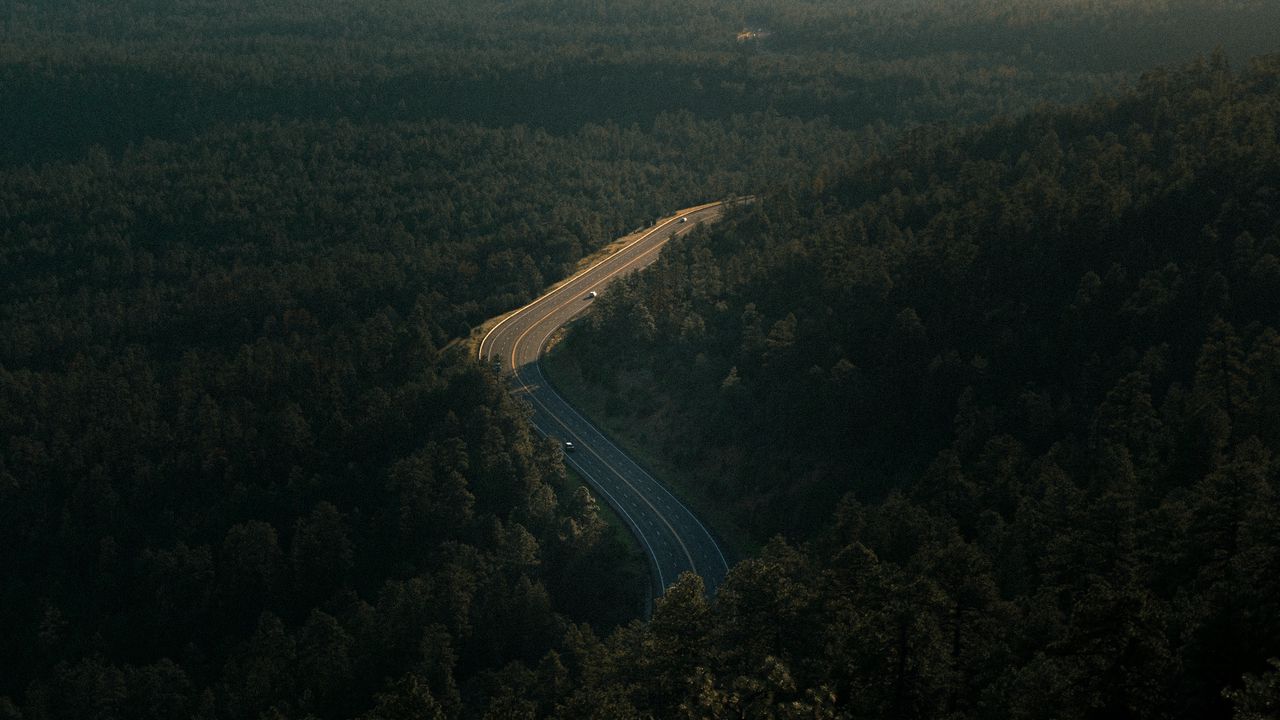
left=3, top=0, right=1279, bottom=717
left=0, top=112, right=867, bottom=715
left=549, top=56, right=1280, bottom=717
left=0, top=127, right=664, bottom=717
left=8, top=0, right=1280, bottom=165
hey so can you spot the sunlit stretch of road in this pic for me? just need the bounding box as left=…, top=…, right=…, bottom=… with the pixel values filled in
left=478, top=201, right=733, bottom=599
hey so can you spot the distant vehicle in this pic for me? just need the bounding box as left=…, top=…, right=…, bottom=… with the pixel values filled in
left=563, top=441, right=576, bottom=453
left=586, top=290, right=598, bottom=299
left=679, top=216, right=688, bottom=223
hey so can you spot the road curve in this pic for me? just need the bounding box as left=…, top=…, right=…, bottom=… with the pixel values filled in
left=478, top=201, right=733, bottom=599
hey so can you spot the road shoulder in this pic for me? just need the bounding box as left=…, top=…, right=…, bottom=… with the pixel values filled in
left=541, top=328, right=755, bottom=561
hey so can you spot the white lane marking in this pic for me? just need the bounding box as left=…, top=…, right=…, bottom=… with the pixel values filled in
left=533, top=361, right=730, bottom=579
left=549, top=421, right=668, bottom=592
left=505, top=206, right=719, bottom=372
left=524, top=373, right=701, bottom=575
left=477, top=201, right=721, bottom=362
left=490, top=201, right=740, bottom=591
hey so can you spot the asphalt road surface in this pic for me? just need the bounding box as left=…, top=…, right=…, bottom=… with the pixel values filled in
left=478, top=201, right=733, bottom=599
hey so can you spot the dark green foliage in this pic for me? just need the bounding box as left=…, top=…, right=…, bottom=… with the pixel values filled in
left=0, top=120, right=684, bottom=720
left=551, top=57, right=1280, bottom=718
left=6, top=0, right=1278, bottom=166
left=2, top=0, right=1278, bottom=717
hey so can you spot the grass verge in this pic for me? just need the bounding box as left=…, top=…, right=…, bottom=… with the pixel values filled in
left=548, top=459, right=651, bottom=623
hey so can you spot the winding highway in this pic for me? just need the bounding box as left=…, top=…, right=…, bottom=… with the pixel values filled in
left=477, top=201, right=733, bottom=599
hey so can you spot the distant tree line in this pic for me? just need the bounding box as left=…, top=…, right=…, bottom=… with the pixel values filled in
left=6, top=0, right=1278, bottom=165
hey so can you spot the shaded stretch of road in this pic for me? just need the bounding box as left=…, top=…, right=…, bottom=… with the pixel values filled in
left=478, top=201, right=732, bottom=598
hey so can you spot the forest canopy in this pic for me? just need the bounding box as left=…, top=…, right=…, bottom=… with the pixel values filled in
left=547, top=54, right=1280, bottom=718
left=6, top=0, right=1280, bottom=164
left=2, top=0, right=1279, bottom=717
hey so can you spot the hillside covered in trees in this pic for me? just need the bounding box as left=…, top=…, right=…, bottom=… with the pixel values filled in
left=547, top=56, right=1280, bottom=717
left=0, top=128, right=666, bottom=717
left=2, top=0, right=1279, bottom=717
